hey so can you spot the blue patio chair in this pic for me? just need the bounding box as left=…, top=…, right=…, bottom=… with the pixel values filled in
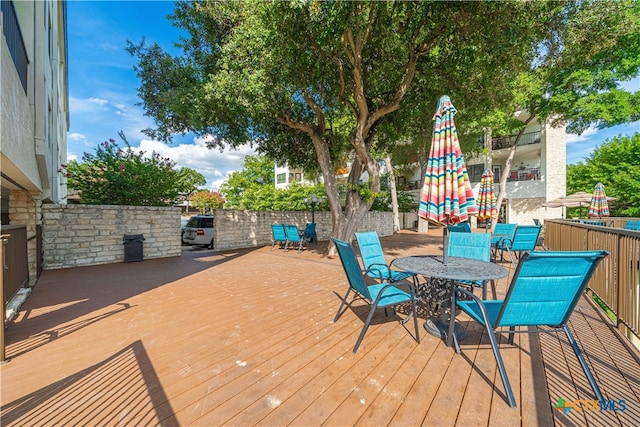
left=447, top=232, right=496, bottom=299
left=447, top=223, right=471, bottom=233
left=355, top=231, right=416, bottom=283
left=270, top=224, right=287, bottom=251
left=284, top=224, right=306, bottom=252
left=493, top=225, right=542, bottom=268
left=456, top=250, right=608, bottom=407
left=332, top=238, right=420, bottom=353
left=302, top=222, right=317, bottom=244
left=624, top=220, right=640, bottom=231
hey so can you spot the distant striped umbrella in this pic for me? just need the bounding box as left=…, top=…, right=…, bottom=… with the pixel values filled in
left=418, top=95, right=477, bottom=261
left=477, top=169, right=497, bottom=226
left=588, top=182, right=611, bottom=218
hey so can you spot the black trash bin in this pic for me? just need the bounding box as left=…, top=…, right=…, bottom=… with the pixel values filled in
left=123, top=234, right=145, bottom=262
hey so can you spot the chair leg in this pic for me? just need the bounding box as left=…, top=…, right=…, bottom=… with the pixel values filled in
left=333, top=288, right=352, bottom=322
left=564, top=325, right=603, bottom=402
left=506, top=247, right=516, bottom=269
left=354, top=305, right=378, bottom=353
left=507, top=326, right=516, bottom=345
left=488, top=328, right=517, bottom=407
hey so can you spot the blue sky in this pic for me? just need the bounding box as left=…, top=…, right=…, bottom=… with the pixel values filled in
left=67, top=1, right=639, bottom=189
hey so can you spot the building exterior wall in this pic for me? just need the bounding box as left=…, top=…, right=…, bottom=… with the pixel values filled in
left=1, top=0, right=69, bottom=284
left=41, top=204, right=182, bottom=270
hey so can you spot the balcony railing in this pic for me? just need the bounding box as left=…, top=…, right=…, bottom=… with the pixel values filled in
left=1, top=0, right=28, bottom=93
left=490, top=131, right=541, bottom=150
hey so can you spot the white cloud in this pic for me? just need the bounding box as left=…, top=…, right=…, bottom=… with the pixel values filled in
left=88, top=97, right=109, bottom=106
left=566, top=126, right=598, bottom=145
left=138, top=138, right=256, bottom=191
left=68, top=132, right=86, bottom=142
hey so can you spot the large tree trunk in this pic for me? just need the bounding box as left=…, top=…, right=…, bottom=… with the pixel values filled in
left=386, top=155, right=401, bottom=233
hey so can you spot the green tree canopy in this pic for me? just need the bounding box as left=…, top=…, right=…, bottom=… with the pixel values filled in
left=66, top=138, right=181, bottom=206
left=176, top=167, right=207, bottom=198
left=567, top=133, right=640, bottom=217
left=128, top=0, right=617, bottom=249
left=191, top=191, right=225, bottom=213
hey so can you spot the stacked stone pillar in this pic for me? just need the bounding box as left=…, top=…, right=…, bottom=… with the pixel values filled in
left=9, top=190, right=42, bottom=285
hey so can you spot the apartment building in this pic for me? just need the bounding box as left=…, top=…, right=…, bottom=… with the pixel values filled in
left=1, top=0, right=69, bottom=283
left=400, top=113, right=566, bottom=226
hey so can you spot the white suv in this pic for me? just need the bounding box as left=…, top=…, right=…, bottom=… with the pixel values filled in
left=182, top=215, right=214, bottom=248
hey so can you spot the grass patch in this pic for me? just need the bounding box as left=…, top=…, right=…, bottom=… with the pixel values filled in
left=591, top=293, right=617, bottom=322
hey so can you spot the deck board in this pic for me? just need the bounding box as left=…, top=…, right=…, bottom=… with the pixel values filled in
left=2, top=230, right=639, bottom=426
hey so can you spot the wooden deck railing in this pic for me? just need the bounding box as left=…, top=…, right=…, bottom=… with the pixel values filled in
left=0, top=225, right=29, bottom=304
left=546, top=219, right=640, bottom=348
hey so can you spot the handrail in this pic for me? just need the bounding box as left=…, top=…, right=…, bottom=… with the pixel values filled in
left=1, top=234, right=9, bottom=363
left=545, top=219, right=640, bottom=349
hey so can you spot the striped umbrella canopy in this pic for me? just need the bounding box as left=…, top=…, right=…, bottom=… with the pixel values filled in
left=418, top=95, right=476, bottom=260
left=477, top=169, right=497, bottom=223
left=588, top=182, right=611, bottom=218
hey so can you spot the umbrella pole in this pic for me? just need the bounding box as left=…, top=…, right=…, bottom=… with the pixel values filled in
left=442, top=227, right=448, bottom=263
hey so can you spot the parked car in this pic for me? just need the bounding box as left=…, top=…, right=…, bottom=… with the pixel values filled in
left=181, top=217, right=189, bottom=245
left=182, top=215, right=214, bottom=248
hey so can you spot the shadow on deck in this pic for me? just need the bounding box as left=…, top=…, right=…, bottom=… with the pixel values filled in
left=1, top=230, right=639, bottom=426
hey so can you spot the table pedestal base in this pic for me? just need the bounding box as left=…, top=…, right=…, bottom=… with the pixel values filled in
left=424, top=318, right=467, bottom=341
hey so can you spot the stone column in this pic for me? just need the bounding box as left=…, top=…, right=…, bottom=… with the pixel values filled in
left=9, top=190, right=41, bottom=285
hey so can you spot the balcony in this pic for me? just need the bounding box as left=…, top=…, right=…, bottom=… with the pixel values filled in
left=491, top=131, right=541, bottom=150
left=506, top=167, right=540, bottom=182
left=1, top=230, right=638, bottom=425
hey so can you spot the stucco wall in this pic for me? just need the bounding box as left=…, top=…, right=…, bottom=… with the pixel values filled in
left=42, top=204, right=182, bottom=269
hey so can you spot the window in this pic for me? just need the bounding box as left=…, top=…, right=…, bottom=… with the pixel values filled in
left=276, top=173, right=286, bottom=184
left=467, top=165, right=484, bottom=183
left=493, top=166, right=501, bottom=181
left=294, top=173, right=301, bottom=181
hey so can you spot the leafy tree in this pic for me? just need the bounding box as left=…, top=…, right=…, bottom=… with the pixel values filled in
left=219, top=154, right=275, bottom=208
left=567, top=133, right=640, bottom=217
left=127, top=1, right=573, bottom=252
left=477, top=0, right=640, bottom=228
left=176, top=167, right=207, bottom=198
left=191, top=191, right=225, bottom=213
left=66, top=138, right=180, bottom=206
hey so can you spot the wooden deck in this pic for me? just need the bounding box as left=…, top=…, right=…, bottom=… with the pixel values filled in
left=1, top=230, right=639, bottom=426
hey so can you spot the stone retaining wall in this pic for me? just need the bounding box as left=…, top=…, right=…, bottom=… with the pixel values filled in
left=213, top=209, right=398, bottom=251
left=41, top=204, right=415, bottom=269
left=42, top=204, right=182, bottom=269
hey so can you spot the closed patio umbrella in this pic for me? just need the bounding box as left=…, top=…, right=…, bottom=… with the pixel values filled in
left=588, top=182, right=611, bottom=218
left=418, top=95, right=477, bottom=262
left=477, top=168, right=497, bottom=230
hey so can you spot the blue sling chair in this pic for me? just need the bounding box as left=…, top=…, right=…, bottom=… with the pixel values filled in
left=270, top=224, right=287, bottom=251
left=332, top=238, right=420, bottom=353
left=456, top=250, right=608, bottom=407
left=284, top=224, right=306, bottom=252
left=493, top=224, right=542, bottom=268
left=447, top=232, right=496, bottom=299
left=354, top=231, right=416, bottom=283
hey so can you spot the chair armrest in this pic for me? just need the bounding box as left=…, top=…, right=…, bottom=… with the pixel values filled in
left=371, top=280, right=418, bottom=306
left=365, top=263, right=393, bottom=279
left=455, top=286, right=494, bottom=328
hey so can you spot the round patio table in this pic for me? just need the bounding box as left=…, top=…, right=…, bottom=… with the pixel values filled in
left=393, top=256, right=508, bottom=351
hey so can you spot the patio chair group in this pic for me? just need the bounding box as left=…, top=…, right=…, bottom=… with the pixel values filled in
left=331, top=228, right=608, bottom=408
left=270, top=223, right=315, bottom=252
